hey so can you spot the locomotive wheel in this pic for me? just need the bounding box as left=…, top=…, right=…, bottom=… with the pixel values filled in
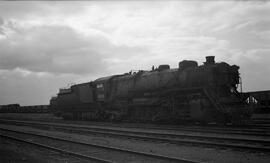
left=72, top=113, right=78, bottom=120
left=53, top=111, right=62, bottom=117
left=62, top=112, right=73, bottom=120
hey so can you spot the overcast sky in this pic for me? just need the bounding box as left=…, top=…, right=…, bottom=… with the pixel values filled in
left=0, top=1, right=269, bottom=105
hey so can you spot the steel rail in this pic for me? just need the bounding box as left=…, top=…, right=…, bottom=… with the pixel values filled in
left=0, top=134, right=115, bottom=163
left=87, top=122, right=270, bottom=136
left=0, top=127, right=199, bottom=163
left=2, top=119, right=270, bottom=137
left=1, top=119, right=269, bottom=137
left=1, top=120, right=270, bottom=152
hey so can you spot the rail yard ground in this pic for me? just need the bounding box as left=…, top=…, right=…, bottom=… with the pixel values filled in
left=0, top=113, right=270, bottom=163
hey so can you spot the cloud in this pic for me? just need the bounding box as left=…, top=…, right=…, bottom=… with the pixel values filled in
left=0, top=68, right=80, bottom=105
left=0, top=25, right=99, bottom=74
left=0, top=1, right=87, bottom=20
left=234, top=49, right=270, bottom=91
left=0, top=23, right=150, bottom=76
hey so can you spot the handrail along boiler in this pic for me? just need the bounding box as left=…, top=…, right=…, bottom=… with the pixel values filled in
left=50, top=56, right=251, bottom=124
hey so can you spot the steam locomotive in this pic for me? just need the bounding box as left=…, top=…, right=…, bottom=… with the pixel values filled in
left=50, top=56, right=252, bottom=125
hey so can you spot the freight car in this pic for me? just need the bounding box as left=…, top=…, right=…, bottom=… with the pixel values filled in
left=243, top=90, right=270, bottom=113
left=0, top=104, right=20, bottom=112
left=242, top=91, right=270, bottom=123
left=20, top=105, right=49, bottom=113
left=0, top=104, right=49, bottom=113
left=50, top=56, right=252, bottom=125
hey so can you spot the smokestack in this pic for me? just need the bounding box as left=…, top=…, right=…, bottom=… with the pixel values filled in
left=205, top=56, right=215, bottom=65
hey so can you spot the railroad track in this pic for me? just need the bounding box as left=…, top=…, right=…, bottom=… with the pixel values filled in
left=102, top=123, right=270, bottom=137
left=102, top=122, right=270, bottom=136
left=1, top=119, right=270, bottom=152
left=0, top=126, right=198, bottom=163
left=60, top=120, right=270, bottom=134
left=55, top=118, right=270, bottom=131
left=0, top=134, right=111, bottom=163
left=2, top=118, right=270, bottom=136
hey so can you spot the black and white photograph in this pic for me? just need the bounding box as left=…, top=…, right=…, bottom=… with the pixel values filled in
left=0, top=0, right=270, bottom=162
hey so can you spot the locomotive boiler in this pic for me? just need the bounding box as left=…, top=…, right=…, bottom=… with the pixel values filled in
left=50, top=56, right=252, bottom=125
